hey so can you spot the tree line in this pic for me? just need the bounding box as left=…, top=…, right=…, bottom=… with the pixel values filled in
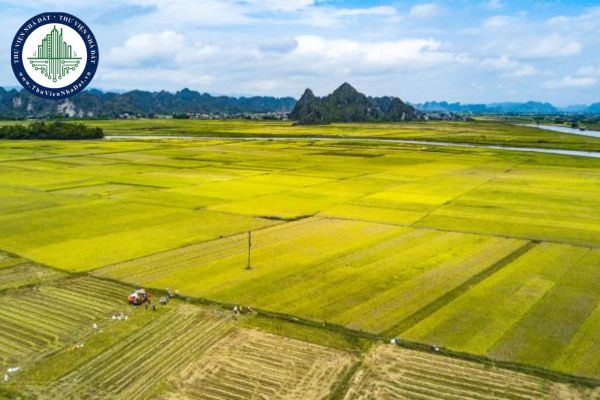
left=0, top=122, right=103, bottom=140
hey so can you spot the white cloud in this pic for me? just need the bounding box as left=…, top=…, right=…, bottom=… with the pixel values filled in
left=543, top=76, right=597, bottom=89
left=481, top=55, right=537, bottom=77
left=483, top=33, right=582, bottom=60
left=97, top=67, right=217, bottom=91
left=576, top=66, right=600, bottom=77
left=483, top=15, right=519, bottom=29
left=547, top=7, right=600, bottom=31
left=126, top=0, right=253, bottom=27
left=409, top=3, right=441, bottom=18
left=124, top=0, right=400, bottom=29
left=289, top=35, right=466, bottom=70
left=293, top=5, right=400, bottom=28
left=242, top=0, right=314, bottom=12
left=511, top=34, right=581, bottom=59
left=335, top=6, right=398, bottom=17
left=107, top=31, right=217, bottom=68
left=484, top=0, right=503, bottom=11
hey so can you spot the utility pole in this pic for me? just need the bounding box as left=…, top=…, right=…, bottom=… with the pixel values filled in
left=246, top=230, right=252, bottom=270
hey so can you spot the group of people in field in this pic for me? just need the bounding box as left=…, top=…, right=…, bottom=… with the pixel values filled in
left=231, top=305, right=254, bottom=320
left=143, top=288, right=179, bottom=311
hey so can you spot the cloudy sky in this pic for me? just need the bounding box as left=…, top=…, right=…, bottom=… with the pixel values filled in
left=2, top=0, right=599, bottom=105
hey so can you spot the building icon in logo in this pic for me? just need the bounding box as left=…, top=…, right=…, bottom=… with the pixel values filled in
left=28, top=26, right=81, bottom=83
left=11, top=12, right=99, bottom=99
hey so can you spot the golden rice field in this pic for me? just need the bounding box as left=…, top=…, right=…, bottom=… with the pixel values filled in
left=403, top=244, right=600, bottom=379
left=1, top=120, right=600, bottom=397
left=79, top=118, right=600, bottom=151
left=95, top=218, right=528, bottom=334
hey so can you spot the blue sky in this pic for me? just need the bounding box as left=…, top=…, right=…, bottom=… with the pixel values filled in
left=2, top=0, right=599, bottom=105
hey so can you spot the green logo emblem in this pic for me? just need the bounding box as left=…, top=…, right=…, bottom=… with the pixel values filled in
left=28, top=26, right=81, bottom=82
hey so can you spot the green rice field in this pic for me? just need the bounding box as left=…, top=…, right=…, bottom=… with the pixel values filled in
left=1, top=120, right=600, bottom=397
left=81, top=118, right=600, bottom=151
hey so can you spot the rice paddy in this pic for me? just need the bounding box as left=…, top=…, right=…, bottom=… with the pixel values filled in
left=0, top=276, right=131, bottom=368
left=161, top=328, right=356, bottom=400
left=1, top=261, right=357, bottom=399
left=38, top=305, right=234, bottom=400
left=82, top=118, right=600, bottom=151
left=95, top=218, right=527, bottom=334
left=403, top=244, right=600, bottom=379
left=344, top=345, right=600, bottom=399
left=1, top=120, right=600, bottom=396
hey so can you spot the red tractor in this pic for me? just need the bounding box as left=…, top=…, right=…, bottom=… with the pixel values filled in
left=128, top=289, right=151, bottom=305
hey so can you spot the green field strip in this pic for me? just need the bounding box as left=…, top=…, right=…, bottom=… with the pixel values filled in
left=553, top=298, right=600, bottom=377
left=0, top=317, right=55, bottom=347
left=2, top=309, right=81, bottom=339
left=91, top=213, right=289, bottom=277
left=327, top=359, right=364, bottom=400
left=489, top=285, right=599, bottom=367
left=53, top=276, right=132, bottom=298
left=204, top=222, right=406, bottom=305
left=0, top=263, right=67, bottom=291
left=417, top=212, right=600, bottom=248
left=10, top=294, right=108, bottom=325
left=0, top=145, right=169, bottom=164
left=405, top=276, right=554, bottom=356
left=327, top=235, right=526, bottom=333
left=388, top=240, right=536, bottom=336
left=317, top=189, right=600, bottom=248
left=321, top=204, right=427, bottom=225
left=115, top=188, right=225, bottom=210
left=408, top=172, right=518, bottom=227
left=0, top=384, right=25, bottom=399
left=487, top=247, right=600, bottom=367
left=0, top=276, right=135, bottom=368
left=97, top=219, right=535, bottom=336
left=401, top=243, right=600, bottom=378
left=93, top=216, right=388, bottom=282
left=255, top=227, right=431, bottom=311
left=3, top=205, right=279, bottom=272
left=549, top=249, right=600, bottom=378
left=41, top=288, right=121, bottom=312
left=44, top=181, right=112, bottom=193
left=0, top=251, right=27, bottom=270
left=261, top=229, right=461, bottom=322
left=0, top=307, right=74, bottom=337
left=323, top=212, right=600, bottom=252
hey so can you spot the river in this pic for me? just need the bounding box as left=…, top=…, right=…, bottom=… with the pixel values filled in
left=105, top=135, right=600, bottom=159
left=523, top=124, right=600, bottom=139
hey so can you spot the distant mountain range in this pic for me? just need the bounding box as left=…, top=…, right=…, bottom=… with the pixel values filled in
left=0, top=87, right=295, bottom=119
left=415, top=101, right=600, bottom=114
left=290, top=83, right=421, bottom=124
left=0, top=86, right=598, bottom=119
